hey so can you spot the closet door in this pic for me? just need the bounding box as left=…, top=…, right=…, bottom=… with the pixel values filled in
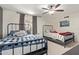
left=32, top=16, right=37, bottom=34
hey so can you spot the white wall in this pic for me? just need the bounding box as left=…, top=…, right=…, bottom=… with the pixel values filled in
left=3, top=9, right=20, bottom=38
left=43, top=12, right=79, bottom=41
left=37, top=15, right=56, bottom=36
left=37, top=16, right=46, bottom=36
left=2, top=8, right=46, bottom=38
left=2, top=8, right=45, bottom=38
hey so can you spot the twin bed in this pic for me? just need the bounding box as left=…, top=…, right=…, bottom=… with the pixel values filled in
left=0, top=23, right=47, bottom=55
left=43, top=25, right=75, bottom=47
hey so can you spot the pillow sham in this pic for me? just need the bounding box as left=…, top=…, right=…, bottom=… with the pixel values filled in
left=8, top=31, right=15, bottom=36
left=50, top=31, right=58, bottom=33
left=14, top=30, right=27, bottom=37
left=26, top=30, right=31, bottom=34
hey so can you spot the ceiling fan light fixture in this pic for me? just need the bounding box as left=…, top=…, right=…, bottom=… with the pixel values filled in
left=48, top=11, right=55, bottom=14
left=27, top=10, right=35, bottom=15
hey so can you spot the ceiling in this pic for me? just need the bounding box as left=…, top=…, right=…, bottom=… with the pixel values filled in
left=0, top=4, right=79, bottom=16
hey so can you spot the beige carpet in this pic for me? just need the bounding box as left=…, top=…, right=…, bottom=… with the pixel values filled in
left=48, top=40, right=79, bottom=55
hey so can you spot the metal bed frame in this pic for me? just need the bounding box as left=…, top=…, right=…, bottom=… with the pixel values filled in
left=42, top=25, right=53, bottom=36
left=0, top=37, right=47, bottom=55
left=43, top=25, right=75, bottom=47
left=7, top=23, right=31, bottom=35
left=0, top=23, right=47, bottom=55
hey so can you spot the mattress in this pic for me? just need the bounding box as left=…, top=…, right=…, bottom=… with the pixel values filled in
left=44, top=32, right=73, bottom=42
left=0, top=34, right=46, bottom=55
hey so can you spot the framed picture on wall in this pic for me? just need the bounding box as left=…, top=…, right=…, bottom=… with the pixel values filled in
left=60, top=20, right=70, bottom=27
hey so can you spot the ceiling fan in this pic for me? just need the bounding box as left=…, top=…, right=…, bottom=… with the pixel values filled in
left=42, top=4, right=64, bottom=15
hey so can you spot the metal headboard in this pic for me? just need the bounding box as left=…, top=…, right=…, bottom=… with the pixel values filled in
left=7, top=23, right=31, bottom=35
left=42, top=25, right=53, bottom=36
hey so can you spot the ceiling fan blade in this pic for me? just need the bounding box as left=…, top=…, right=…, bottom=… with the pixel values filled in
left=55, top=4, right=61, bottom=8
left=55, top=10, right=64, bottom=12
left=42, top=12, right=48, bottom=14
left=42, top=8, right=49, bottom=10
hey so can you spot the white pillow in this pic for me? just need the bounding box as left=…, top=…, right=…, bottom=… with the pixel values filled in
left=14, top=30, right=27, bottom=37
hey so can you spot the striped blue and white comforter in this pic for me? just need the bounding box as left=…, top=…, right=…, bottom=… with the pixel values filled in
left=0, top=34, right=46, bottom=55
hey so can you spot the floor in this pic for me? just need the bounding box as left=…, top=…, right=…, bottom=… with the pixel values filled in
left=48, top=40, right=79, bottom=55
